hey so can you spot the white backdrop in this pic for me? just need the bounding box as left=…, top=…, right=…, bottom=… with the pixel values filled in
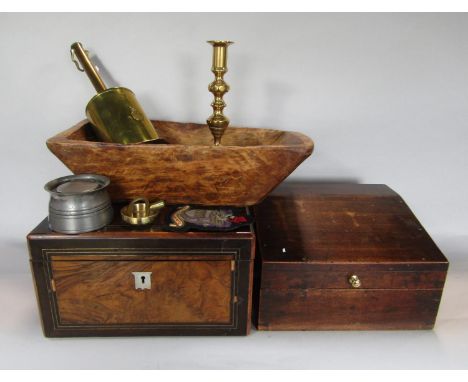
left=0, top=13, right=467, bottom=369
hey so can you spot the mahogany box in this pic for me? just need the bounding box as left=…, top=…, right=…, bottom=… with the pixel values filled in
left=27, top=209, right=255, bottom=337
left=253, top=183, right=448, bottom=330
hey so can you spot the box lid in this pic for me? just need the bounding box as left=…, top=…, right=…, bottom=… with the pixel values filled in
left=27, top=205, right=255, bottom=262
left=254, top=183, right=448, bottom=270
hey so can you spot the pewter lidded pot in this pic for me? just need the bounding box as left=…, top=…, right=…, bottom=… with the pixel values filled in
left=44, top=174, right=113, bottom=234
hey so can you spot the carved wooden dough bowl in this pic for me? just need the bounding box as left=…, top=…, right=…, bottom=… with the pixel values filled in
left=47, top=120, right=314, bottom=206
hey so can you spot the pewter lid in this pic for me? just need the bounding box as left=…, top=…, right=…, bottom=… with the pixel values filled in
left=44, top=174, right=110, bottom=195
left=56, top=180, right=99, bottom=193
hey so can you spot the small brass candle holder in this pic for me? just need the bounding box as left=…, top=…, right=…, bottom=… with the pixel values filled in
left=207, top=40, right=234, bottom=146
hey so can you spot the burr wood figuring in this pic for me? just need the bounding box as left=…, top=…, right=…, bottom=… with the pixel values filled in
left=27, top=214, right=255, bottom=337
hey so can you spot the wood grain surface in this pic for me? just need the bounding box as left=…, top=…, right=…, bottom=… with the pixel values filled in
left=52, top=260, right=232, bottom=325
left=28, top=213, right=255, bottom=336
left=253, top=182, right=449, bottom=330
left=260, top=266, right=447, bottom=290
left=46, top=119, right=314, bottom=205
left=254, top=183, right=447, bottom=265
left=257, top=289, right=443, bottom=330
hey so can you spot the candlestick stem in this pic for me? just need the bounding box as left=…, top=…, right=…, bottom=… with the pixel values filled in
left=207, top=40, right=234, bottom=146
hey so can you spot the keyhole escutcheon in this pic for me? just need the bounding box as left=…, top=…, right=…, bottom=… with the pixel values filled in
left=132, top=272, right=152, bottom=290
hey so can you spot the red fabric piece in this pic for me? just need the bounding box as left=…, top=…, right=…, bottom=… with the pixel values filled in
left=229, top=216, right=248, bottom=223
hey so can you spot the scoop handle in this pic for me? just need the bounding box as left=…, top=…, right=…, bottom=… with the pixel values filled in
left=70, top=42, right=107, bottom=93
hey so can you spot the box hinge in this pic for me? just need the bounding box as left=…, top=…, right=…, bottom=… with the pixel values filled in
left=231, top=260, right=235, bottom=272
left=50, top=279, right=56, bottom=292
left=233, top=295, right=238, bottom=304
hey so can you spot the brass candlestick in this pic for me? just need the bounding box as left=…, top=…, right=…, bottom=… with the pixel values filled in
left=207, top=40, right=234, bottom=146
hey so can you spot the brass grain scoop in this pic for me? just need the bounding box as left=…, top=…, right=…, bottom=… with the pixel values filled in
left=121, top=197, right=165, bottom=225
left=70, top=42, right=159, bottom=144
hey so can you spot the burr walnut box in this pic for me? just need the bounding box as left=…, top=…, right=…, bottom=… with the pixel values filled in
left=253, top=183, right=448, bottom=330
left=27, top=208, right=255, bottom=337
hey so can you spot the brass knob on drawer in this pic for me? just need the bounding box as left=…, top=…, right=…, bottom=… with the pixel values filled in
left=348, top=275, right=361, bottom=288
